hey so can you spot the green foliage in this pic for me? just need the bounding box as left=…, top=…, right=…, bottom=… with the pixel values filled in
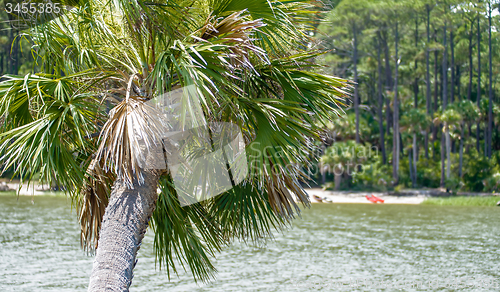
left=151, top=176, right=222, bottom=282
left=315, top=0, right=500, bottom=194
left=321, top=140, right=373, bottom=166
left=322, top=113, right=370, bottom=142
left=352, top=161, right=392, bottom=191
left=321, top=140, right=386, bottom=190
left=444, top=177, right=463, bottom=195
left=0, top=73, right=102, bottom=191
left=400, top=108, right=432, bottom=135
left=414, top=158, right=441, bottom=188
left=462, top=150, right=495, bottom=192
left=483, top=172, right=500, bottom=192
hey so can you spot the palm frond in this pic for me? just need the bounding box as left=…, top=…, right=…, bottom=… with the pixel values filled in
left=208, top=183, right=290, bottom=242
left=210, top=0, right=320, bottom=55
left=151, top=175, right=225, bottom=283
left=0, top=73, right=101, bottom=193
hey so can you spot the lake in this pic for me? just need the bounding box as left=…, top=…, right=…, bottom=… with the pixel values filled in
left=0, top=194, right=498, bottom=291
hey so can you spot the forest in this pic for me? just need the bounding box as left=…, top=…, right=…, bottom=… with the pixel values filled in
left=316, top=0, right=500, bottom=192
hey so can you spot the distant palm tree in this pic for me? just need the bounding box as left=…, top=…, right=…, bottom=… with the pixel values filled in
left=0, top=0, right=350, bottom=290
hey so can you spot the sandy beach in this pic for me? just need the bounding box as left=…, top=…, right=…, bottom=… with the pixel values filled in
left=305, top=189, right=427, bottom=204
left=0, top=181, right=54, bottom=196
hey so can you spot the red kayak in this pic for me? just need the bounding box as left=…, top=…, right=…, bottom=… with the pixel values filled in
left=366, top=194, right=384, bottom=203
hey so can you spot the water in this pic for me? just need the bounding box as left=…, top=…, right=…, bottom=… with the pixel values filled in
left=0, top=194, right=499, bottom=291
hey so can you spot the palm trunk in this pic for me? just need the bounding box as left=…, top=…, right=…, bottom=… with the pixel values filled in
left=88, top=170, right=160, bottom=292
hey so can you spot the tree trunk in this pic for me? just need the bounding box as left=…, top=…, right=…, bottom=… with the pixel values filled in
left=382, top=29, right=393, bottom=89
left=476, top=15, right=481, bottom=153
left=88, top=170, right=160, bottom=292
left=459, top=122, right=465, bottom=178
left=379, top=30, right=392, bottom=137
left=468, top=23, right=473, bottom=101
left=321, top=165, right=326, bottom=185
left=446, top=128, right=451, bottom=179
left=392, top=21, right=399, bottom=185
left=334, top=166, right=342, bottom=191
left=432, top=29, right=438, bottom=147
left=413, top=15, right=418, bottom=180
left=414, top=16, right=419, bottom=110
left=440, top=129, right=445, bottom=188
left=409, top=149, right=414, bottom=188
left=450, top=30, right=455, bottom=103
left=377, top=41, right=387, bottom=164
left=443, top=22, right=450, bottom=180
left=425, top=4, right=431, bottom=159
left=413, top=134, right=417, bottom=187
left=487, top=4, right=493, bottom=158
left=353, top=23, right=360, bottom=144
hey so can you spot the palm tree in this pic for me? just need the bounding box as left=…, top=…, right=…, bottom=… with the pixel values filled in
left=454, top=100, right=480, bottom=178
left=434, top=103, right=465, bottom=186
left=320, top=140, right=369, bottom=190
left=0, top=0, right=350, bottom=290
left=400, top=108, right=431, bottom=187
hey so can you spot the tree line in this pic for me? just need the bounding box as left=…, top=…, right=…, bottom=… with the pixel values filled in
left=317, top=0, right=500, bottom=192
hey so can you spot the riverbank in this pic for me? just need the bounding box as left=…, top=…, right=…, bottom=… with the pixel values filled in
left=305, top=188, right=500, bottom=205
left=305, top=189, right=425, bottom=204
left=1, top=181, right=499, bottom=206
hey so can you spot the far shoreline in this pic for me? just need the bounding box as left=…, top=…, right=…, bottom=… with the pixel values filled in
left=305, top=188, right=500, bottom=205
left=1, top=181, right=499, bottom=206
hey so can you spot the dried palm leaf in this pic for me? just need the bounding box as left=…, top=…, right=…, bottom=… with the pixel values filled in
left=196, top=11, right=267, bottom=70
left=263, top=160, right=310, bottom=221
left=94, top=75, right=167, bottom=188
left=78, top=157, right=116, bottom=251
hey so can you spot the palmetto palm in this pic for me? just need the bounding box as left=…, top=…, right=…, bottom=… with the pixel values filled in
left=0, top=0, right=350, bottom=290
